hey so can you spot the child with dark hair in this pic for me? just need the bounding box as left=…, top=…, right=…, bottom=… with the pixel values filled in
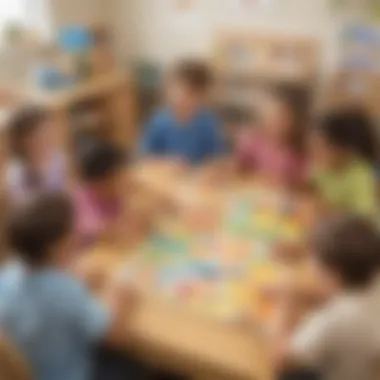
left=309, top=108, right=378, bottom=215
left=235, top=84, right=310, bottom=185
left=274, top=215, right=380, bottom=380
left=0, top=192, right=141, bottom=380
left=140, top=59, right=224, bottom=165
left=0, top=192, right=21, bottom=298
left=75, top=141, right=130, bottom=245
left=5, top=105, right=67, bottom=203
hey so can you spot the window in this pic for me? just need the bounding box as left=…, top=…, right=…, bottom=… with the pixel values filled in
left=0, top=0, right=52, bottom=41
left=0, top=0, right=24, bottom=30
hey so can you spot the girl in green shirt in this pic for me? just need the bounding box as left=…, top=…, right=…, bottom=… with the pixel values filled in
left=309, top=109, right=378, bottom=216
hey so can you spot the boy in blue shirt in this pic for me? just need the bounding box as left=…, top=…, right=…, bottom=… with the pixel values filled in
left=0, top=192, right=144, bottom=380
left=140, top=60, right=224, bottom=165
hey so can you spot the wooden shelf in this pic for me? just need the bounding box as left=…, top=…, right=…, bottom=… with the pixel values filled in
left=20, top=72, right=130, bottom=109
left=16, top=71, right=136, bottom=154
left=213, top=30, right=320, bottom=113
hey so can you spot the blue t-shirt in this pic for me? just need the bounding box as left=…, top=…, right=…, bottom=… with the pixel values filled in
left=0, top=263, right=110, bottom=380
left=140, top=108, right=224, bottom=164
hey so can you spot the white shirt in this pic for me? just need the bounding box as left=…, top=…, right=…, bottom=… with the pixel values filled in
left=291, top=282, right=380, bottom=380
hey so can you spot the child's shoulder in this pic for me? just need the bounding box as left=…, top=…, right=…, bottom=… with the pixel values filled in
left=196, top=107, right=221, bottom=127
left=350, top=158, right=373, bottom=174
left=294, top=295, right=355, bottom=347
left=148, top=107, right=173, bottom=129
left=0, top=260, right=23, bottom=296
left=348, top=159, right=375, bottom=183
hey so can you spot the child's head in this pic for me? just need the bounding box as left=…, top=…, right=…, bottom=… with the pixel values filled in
left=7, top=192, right=75, bottom=268
left=7, top=105, right=55, bottom=163
left=310, top=214, right=380, bottom=292
left=260, top=84, right=310, bottom=153
left=166, top=59, right=213, bottom=115
left=78, top=141, right=128, bottom=199
left=310, top=108, right=378, bottom=169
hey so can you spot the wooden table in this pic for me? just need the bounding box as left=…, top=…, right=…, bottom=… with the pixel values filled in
left=87, top=238, right=273, bottom=380
left=84, top=162, right=313, bottom=380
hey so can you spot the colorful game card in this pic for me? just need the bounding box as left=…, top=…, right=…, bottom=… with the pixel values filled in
left=133, top=184, right=303, bottom=322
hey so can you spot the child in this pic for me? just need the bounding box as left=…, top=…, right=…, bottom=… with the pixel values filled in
left=0, top=192, right=141, bottom=380
left=140, top=60, right=224, bottom=165
left=309, top=108, right=378, bottom=215
left=236, top=84, right=309, bottom=185
left=0, top=192, right=21, bottom=297
left=75, top=141, right=130, bottom=245
left=274, top=215, right=380, bottom=380
left=5, top=105, right=67, bottom=203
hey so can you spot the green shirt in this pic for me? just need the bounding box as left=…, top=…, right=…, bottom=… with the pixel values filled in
left=313, top=159, right=377, bottom=216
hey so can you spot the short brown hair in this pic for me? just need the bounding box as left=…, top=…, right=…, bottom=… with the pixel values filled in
left=317, top=108, right=378, bottom=164
left=268, top=83, right=312, bottom=156
left=78, top=141, right=128, bottom=182
left=311, top=215, right=380, bottom=289
left=7, top=105, right=50, bottom=159
left=172, top=60, right=213, bottom=93
left=7, top=192, right=74, bottom=266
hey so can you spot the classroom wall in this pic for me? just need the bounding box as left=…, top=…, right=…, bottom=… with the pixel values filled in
left=49, top=0, right=110, bottom=29
left=0, top=0, right=110, bottom=86
left=110, top=0, right=365, bottom=73
left=0, top=0, right=366, bottom=86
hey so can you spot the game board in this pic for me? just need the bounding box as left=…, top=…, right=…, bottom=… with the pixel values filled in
left=126, top=185, right=305, bottom=323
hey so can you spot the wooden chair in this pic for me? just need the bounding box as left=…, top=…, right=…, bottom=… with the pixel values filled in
left=0, top=332, right=32, bottom=380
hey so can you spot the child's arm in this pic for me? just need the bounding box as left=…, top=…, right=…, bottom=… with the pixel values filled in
left=272, top=241, right=307, bottom=263
left=193, top=157, right=236, bottom=185
left=102, top=279, right=139, bottom=346
left=270, top=285, right=335, bottom=372
left=73, top=277, right=138, bottom=349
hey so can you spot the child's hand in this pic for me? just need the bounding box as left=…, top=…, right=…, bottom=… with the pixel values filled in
left=194, top=159, right=234, bottom=186
left=108, top=277, right=140, bottom=315
left=101, top=212, right=138, bottom=247
left=104, top=277, right=141, bottom=346
left=72, top=257, right=107, bottom=292
left=271, top=334, right=292, bottom=370
left=234, top=312, right=256, bottom=332
left=272, top=241, right=305, bottom=263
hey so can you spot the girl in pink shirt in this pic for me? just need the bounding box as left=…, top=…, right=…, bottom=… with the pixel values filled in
left=236, top=85, right=309, bottom=185
left=75, top=142, right=156, bottom=248
left=74, top=142, right=129, bottom=246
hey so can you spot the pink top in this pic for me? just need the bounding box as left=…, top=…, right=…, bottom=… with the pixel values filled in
left=74, top=188, right=122, bottom=245
left=236, top=129, right=304, bottom=184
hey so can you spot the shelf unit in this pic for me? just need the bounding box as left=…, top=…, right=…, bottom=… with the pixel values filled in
left=20, top=71, right=136, bottom=155
left=213, top=30, right=320, bottom=115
